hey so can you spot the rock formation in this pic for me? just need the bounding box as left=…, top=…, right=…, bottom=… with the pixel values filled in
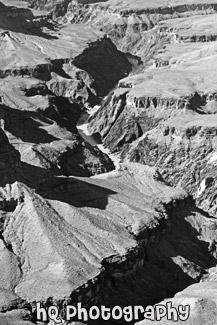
left=1, top=0, right=217, bottom=324
left=0, top=8, right=132, bottom=179
left=2, top=163, right=217, bottom=325
left=136, top=281, right=217, bottom=325
left=87, top=0, right=217, bottom=222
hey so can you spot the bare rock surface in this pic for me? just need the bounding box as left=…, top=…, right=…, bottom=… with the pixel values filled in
left=0, top=309, right=35, bottom=325
left=88, top=39, right=217, bottom=151
left=136, top=281, right=217, bottom=325
left=0, top=0, right=133, bottom=178
left=0, top=80, right=114, bottom=178
left=2, top=163, right=217, bottom=325
left=62, top=0, right=217, bottom=64
left=126, top=114, right=217, bottom=215
left=1, top=0, right=217, bottom=324
left=87, top=0, right=217, bottom=219
left=0, top=164, right=183, bottom=304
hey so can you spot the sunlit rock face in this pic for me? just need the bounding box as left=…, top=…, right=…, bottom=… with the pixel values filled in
left=86, top=0, right=217, bottom=220
left=0, top=1, right=133, bottom=180
left=1, top=163, right=217, bottom=324
left=1, top=0, right=217, bottom=325
left=136, top=281, right=217, bottom=325
left=62, top=0, right=217, bottom=62
left=125, top=115, right=217, bottom=215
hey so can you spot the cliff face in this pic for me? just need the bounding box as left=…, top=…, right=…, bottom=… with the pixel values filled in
left=81, top=7, right=217, bottom=322
left=136, top=280, right=217, bottom=325
left=25, top=0, right=71, bottom=16
left=0, top=23, right=130, bottom=95
left=62, top=0, right=217, bottom=63
left=126, top=115, right=217, bottom=215
left=1, top=164, right=217, bottom=324
left=87, top=1, right=217, bottom=213
left=0, top=1, right=33, bottom=19
left=0, top=2, right=125, bottom=321
left=88, top=69, right=216, bottom=153
left=63, top=2, right=163, bottom=63
left=0, top=11, right=133, bottom=180
left=24, top=0, right=106, bottom=17
left=2, top=0, right=217, bottom=324
left=87, top=10, right=217, bottom=153
left=0, top=76, right=115, bottom=179
left=72, top=37, right=131, bottom=97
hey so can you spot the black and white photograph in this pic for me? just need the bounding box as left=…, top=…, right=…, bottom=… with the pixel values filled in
left=0, top=0, right=217, bottom=324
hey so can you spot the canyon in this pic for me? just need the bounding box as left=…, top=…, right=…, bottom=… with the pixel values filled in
left=0, top=0, right=217, bottom=324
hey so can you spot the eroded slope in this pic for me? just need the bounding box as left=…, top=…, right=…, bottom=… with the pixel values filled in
left=1, top=163, right=217, bottom=325
left=1, top=1, right=217, bottom=324
left=87, top=0, right=217, bottom=217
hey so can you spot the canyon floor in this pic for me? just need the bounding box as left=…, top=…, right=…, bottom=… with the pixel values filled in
left=1, top=0, right=217, bottom=324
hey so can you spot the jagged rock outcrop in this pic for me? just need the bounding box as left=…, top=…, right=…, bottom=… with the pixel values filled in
left=0, top=163, right=217, bottom=325
left=88, top=68, right=217, bottom=153
left=0, top=8, right=132, bottom=178
left=159, top=12, right=217, bottom=43
left=62, top=1, right=164, bottom=62
left=126, top=115, right=217, bottom=217
left=136, top=281, right=217, bottom=325
left=1, top=1, right=217, bottom=324
left=88, top=4, right=217, bottom=155
left=0, top=20, right=131, bottom=94
left=0, top=90, right=114, bottom=178
left=0, top=164, right=181, bottom=307
left=27, top=0, right=71, bottom=17
left=62, top=0, right=217, bottom=62
left=0, top=0, right=51, bottom=41
left=47, top=67, right=99, bottom=106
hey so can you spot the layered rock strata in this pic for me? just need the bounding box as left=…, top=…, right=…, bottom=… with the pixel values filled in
left=1, top=164, right=217, bottom=325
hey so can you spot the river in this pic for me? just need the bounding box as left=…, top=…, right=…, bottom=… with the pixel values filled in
left=77, top=105, right=121, bottom=170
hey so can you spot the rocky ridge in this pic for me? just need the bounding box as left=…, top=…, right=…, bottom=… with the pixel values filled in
left=1, top=0, right=217, bottom=325
left=87, top=0, right=217, bottom=216
left=1, top=163, right=217, bottom=325
left=0, top=2, right=132, bottom=179
left=62, top=0, right=217, bottom=63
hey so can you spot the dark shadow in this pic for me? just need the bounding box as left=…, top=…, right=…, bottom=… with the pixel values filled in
left=0, top=160, right=55, bottom=189
left=0, top=100, right=81, bottom=144
left=24, top=85, right=53, bottom=97
left=1, top=105, right=58, bottom=144
left=18, top=86, right=81, bottom=134
left=189, top=92, right=207, bottom=114
left=16, top=161, right=59, bottom=187
left=193, top=205, right=217, bottom=220
left=0, top=97, right=114, bottom=188
left=1, top=155, right=214, bottom=325
left=73, top=38, right=132, bottom=97
left=0, top=3, right=58, bottom=40
left=157, top=205, right=217, bottom=269
left=1, top=146, right=216, bottom=325
left=36, top=175, right=117, bottom=210
left=88, top=203, right=217, bottom=325
left=50, top=61, right=74, bottom=79
left=52, top=96, right=81, bottom=133
left=23, top=22, right=59, bottom=40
